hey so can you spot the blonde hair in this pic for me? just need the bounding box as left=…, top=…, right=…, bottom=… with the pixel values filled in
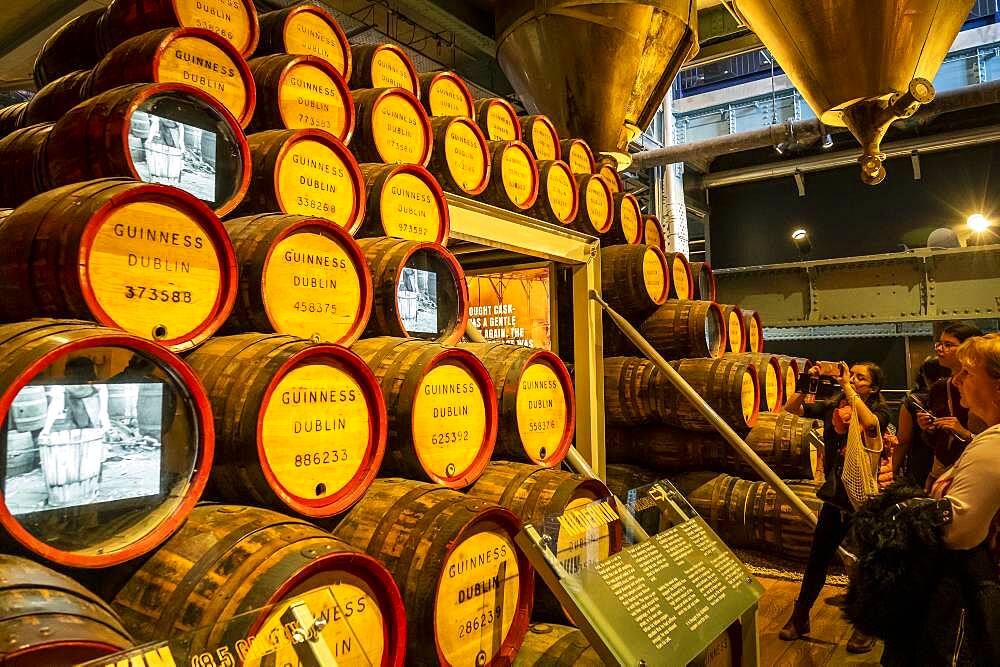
left=957, top=332, right=1000, bottom=379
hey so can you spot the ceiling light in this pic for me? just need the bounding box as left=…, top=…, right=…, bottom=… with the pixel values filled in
left=968, top=213, right=991, bottom=233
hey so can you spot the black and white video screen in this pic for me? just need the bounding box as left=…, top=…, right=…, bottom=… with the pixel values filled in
left=4, top=383, right=163, bottom=516
left=129, top=110, right=218, bottom=202
left=399, top=267, right=439, bottom=334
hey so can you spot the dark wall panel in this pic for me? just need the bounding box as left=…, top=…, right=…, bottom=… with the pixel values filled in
left=765, top=336, right=908, bottom=391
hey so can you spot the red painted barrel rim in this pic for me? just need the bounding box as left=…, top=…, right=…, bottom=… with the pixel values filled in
left=0, top=330, right=214, bottom=568
left=431, top=507, right=532, bottom=666
left=390, top=241, right=469, bottom=345
left=766, top=355, right=784, bottom=410
left=379, top=163, right=451, bottom=244
left=578, top=174, right=613, bottom=233
left=255, top=548, right=407, bottom=667
left=503, top=140, right=540, bottom=210
left=412, top=347, right=498, bottom=488
left=705, top=301, right=726, bottom=358
left=643, top=214, right=665, bottom=251
left=5, top=641, right=129, bottom=664
left=525, top=115, right=561, bottom=161
left=370, top=44, right=421, bottom=99
left=74, top=180, right=238, bottom=352
left=646, top=245, right=670, bottom=306
left=696, top=261, right=717, bottom=301
left=748, top=311, right=764, bottom=352
left=598, top=162, right=624, bottom=192
left=546, top=160, right=578, bottom=224
left=621, top=193, right=644, bottom=245
left=281, top=4, right=353, bottom=80
left=517, top=349, right=576, bottom=467
left=160, top=0, right=260, bottom=57
left=269, top=128, right=367, bottom=234
left=255, top=344, right=388, bottom=517
left=440, top=117, right=492, bottom=196
left=422, top=71, right=475, bottom=118
left=743, top=363, right=761, bottom=428
left=672, top=252, right=694, bottom=298
left=116, top=81, right=252, bottom=217
left=275, top=55, right=357, bottom=143
left=725, top=305, right=747, bottom=353
left=366, top=87, right=433, bottom=167
left=257, top=215, right=373, bottom=345
left=562, top=138, right=595, bottom=174
left=479, top=98, right=522, bottom=141
left=144, top=26, right=257, bottom=128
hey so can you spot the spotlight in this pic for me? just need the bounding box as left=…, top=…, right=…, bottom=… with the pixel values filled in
left=968, top=213, right=991, bottom=233
left=774, top=143, right=786, bottom=156
left=822, top=133, right=834, bottom=149
left=791, top=228, right=812, bottom=257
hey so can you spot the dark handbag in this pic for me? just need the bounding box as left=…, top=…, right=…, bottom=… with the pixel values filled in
left=816, top=473, right=838, bottom=502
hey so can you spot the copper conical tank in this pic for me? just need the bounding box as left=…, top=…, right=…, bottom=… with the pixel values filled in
left=495, top=0, right=698, bottom=156
left=731, top=0, right=975, bottom=184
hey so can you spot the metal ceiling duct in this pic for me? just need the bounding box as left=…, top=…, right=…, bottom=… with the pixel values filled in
left=730, top=0, right=976, bottom=185
left=494, top=0, right=699, bottom=156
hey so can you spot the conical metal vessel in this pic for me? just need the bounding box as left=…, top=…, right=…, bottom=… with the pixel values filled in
left=731, top=0, right=975, bottom=184
left=495, top=0, right=698, bottom=155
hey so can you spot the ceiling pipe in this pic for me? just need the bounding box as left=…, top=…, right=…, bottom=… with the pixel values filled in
left=631, top=79, right=1000, bottom=171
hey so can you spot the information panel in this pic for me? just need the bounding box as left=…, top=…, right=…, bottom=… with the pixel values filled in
left=466, top=266, right=552, bottom=349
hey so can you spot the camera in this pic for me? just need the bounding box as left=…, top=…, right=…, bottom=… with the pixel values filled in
left=799, top=360, right=842, bottom=400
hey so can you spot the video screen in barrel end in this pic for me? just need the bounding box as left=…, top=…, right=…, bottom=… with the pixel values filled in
left=398, top=267, right=439, bottom=334
left=129, top=110, right=218, bottom=202
left=3, top=382, right=164, bottom=516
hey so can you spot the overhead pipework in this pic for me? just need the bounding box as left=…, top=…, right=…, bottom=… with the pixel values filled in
left=728, top=0, right=976, bottom=185
left=493, top=0, right=699, bottom=159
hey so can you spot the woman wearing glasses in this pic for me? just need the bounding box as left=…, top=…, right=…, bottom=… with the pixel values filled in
left=919, top=323, right=984, bottom=489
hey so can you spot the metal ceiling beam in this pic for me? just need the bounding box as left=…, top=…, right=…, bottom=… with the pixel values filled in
left=386, top=0, right=497, bottom=57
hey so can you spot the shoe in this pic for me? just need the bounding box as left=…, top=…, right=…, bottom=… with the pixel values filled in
left=778, top=604, right=810, bottom=641
left=846, top=627, right=876, bottom=653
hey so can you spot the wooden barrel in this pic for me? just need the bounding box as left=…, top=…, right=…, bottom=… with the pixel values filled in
left=475, top=97, right=522, bottom=141
left=101, top=0, right=260, bottom=57
left=0, top=124, right=53, bottom=209
left=420, top=71, right=475, bottom=118
left=5, top=432, right=38, bottom=477
left=459, top=344, right=575, bottom=466
left=664, top=357, right=759, bottom=432
left=606, top=411, right=821, bottom=480
left=600, top=244, right=669, bottom=319
left=9, top=386, right=47, bottom=432
left=602, top=356, right=663, bottom=426
left=350, top=338, right=498, bottom=487
left=775, top=355, right=800, bottom=404
left=529, top=160, right=579, bottom=225
left=671, top=472, right=821, bottom=562
left=22, top=70, right=93, bottom=126
left=599, top=192, right=643, bottom=246
left=246, top=54, right=355, bottom=141
left=0, top=179, right=238, bottom=351
left=665, top=251, right=693, bottom=299
left=567, top=173, right=614, bottom=236
left=603, top=463, right=664, bottom=498
left=351, top=87, right=432, bottom=166
left=185, top=334, right=386, bottom=517
left=743, top=308, right=764, bottom=352
left=480, top=140, right=540, bottom=212
left=46, top=82, right=252, bottom=216
left=349, top=43, right=420, bottom=97
left=643, top=214, right=666, bottom=252
left=515, top=624, right=603, bottom=666
left=639, top=299, right=726, bottom=360
left=358, top=237, right=469, bottom=344
left=519, top=115, right=561, bottom=161
left=468, top=462, right=621, bottom=622
left=232, top=128, right=365, bottom=231
left=222, top=214, right=373, bottom=344
left=334, top=479, right=532, bottom=666
left=719, top=304, right=747, bottom=354
left=0, top=555, right=133, bottom=665
left=726, top=352, right=783, bottom=412
left=90, top=27, right=256, bottom=128
left=0, top=319, right=213, bottom=567
left=560, top=139, right=595, bottom=175
left=33, top=9, right=105, bottom=87
left=0, top=103, right=26, bottom=140
left=596, top=158, right=623, bottom=193
left=427, top=116, right=492, bottom=196
left=255, top=4, right=352, bottom=77
left=112, top=504, right=405, bottom=665
left=357, top=163, right=450, bottom=243
left=690, top=260, right=717, bottom=301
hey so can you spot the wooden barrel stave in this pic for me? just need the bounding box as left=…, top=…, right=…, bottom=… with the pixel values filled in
left=474, top=97, right=522, bottom=142
left=349, top=43, right=420, bottom=96
left=639, top=299, right=726, bottom=360
left=0, top=103, right=27, bottom=140
left=600, top=244, right=669, bottom=319
left=256, top=4, right=352, bottom=77
left=480, top=140, right=540, bottom=212
left=356, top=163, right=450, bottom=243
left=519, top=115, right=560, bottom=161
left=357, top=237, right=469, bottom=344
left=246, top=54, right=354, bottom=141
left=0, top=124, right=53, bottom=208
left=725, top=352, right=784, bottom=412
left=33, top=9, right=105, bottom=88
left=529, top=160, right=579, bottom=225
left=568, top=173, right=613, bottom=236
left=222, top=213, right=373, bottom=344
left=559, top=139, right=595, bottom=175
left=419, top=71, right=475, bottom=118
left=334, top=479, right=532, bottom=666
left=514, top=623, right=604, bottom=666
left=0, top=179, right=238, bottom=351
left=458, top=344, right=575, bottom=466
left=184, top=333, right=387, bottom=517
left=690, top=261, right=717, bottom=301
left=22, top=70, right=93, bottom=126
left=101, top=0, right=260, bottom=57
left=427, top=116, right=492, bottom=196
left=351, top=87, right=432, bottom=167
left=350, top=338, right=498, bottom=488
left=112, top=504, right=405, bottom=665
left=231, top=128, right=365, bottom=231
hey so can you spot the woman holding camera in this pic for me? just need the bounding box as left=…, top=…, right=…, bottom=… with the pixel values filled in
left=778, top=361, right=892, bottom=650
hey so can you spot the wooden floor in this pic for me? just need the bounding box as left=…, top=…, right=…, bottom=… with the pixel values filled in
left=756, top=576, right=883, bottom=666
